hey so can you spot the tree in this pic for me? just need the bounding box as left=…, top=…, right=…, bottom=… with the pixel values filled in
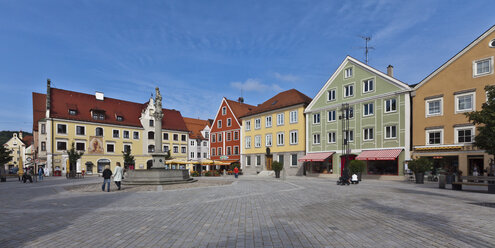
left=0, top=145, right=13, bottom=167
left=164, top=150, right=172, bottom=160
left=122, top=148, right=135, bottom=169
left=67, top=142, right=84, bottom=178
left=465, top=85, right=495, bottom=156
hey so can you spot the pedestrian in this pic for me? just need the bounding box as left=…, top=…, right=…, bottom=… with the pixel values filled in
left=102, top=165, right=112, bottom=192
left=234, top=166, right=239, bottom=179
left=113, top=162, right=123, bottom=190
left=38, top=166, right=44, bottom=181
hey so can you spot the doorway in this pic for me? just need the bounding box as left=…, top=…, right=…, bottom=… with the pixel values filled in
left=97, top=159, right=110, bottom=173
left=468, top=158, right=484, bottom=176
left=266, top=155, right=273, bottom=170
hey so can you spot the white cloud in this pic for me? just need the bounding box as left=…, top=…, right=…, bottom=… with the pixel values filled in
left=230, top=78, right=282, bottom=92
left=273, top=72, right=299, bottom=82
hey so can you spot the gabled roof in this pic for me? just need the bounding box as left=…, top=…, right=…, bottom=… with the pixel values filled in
left=183, top=117, right=210, bottom=140
left=306, top=55, right=411, bottom=111
left=225, top=99, right=255, bottom=119
left=240, top=89, right=312, bottom=118
left=32, top=92, right=46, bottom=131
left=22, top=135, right=33, bottom=147
left=40, top=88, right=188, bottom=131
left=414, top=25, right=495, bottom=90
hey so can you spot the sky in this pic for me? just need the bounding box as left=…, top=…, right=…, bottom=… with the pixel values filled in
left=1, top=0, right=494, bottom=132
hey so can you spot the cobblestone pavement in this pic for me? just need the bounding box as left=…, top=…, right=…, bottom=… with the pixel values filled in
left=1, top=175, right=495, bottom=248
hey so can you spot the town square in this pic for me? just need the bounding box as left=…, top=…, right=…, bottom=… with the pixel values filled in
left=1, top=1, right=495, bottom=247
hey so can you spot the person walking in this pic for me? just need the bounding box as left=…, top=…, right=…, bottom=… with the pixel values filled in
left=102, top=165, right=112, bottom=192
left=113, top=162, right=123, bottom=190
left=234, top=166, right=239, bottom=179
left=38, top=166, right=44, bottom=181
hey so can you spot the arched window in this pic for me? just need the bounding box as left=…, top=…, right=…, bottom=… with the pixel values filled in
left=148, top=131, right=154, bottom=140
left=148, top=145, right=155, bottom=153
left=96, top=127, right=104, bottom=136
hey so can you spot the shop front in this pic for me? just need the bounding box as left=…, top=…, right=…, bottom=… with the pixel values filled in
left=299, top=152, right=334, bottom=175
left=356, top=149, right=403, bottom=175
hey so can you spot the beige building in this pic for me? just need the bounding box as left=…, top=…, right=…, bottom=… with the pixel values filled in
left=3, top=132, right=34, bottom=171
left=412, top=25, right=495, bottom=175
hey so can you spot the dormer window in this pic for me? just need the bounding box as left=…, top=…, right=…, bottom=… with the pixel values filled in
left=149, top=120, right=154, bottom=127
left=116, top=116, right=123, bottom=122
left=91, top=110, right=105, bottom=120
left=69, top=109, right=77, bottom=115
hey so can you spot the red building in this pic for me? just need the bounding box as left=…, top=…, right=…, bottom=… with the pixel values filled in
left=210, top=97, right=254, bottom=165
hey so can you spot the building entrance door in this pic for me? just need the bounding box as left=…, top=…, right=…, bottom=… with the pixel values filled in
left=468, top=158, right=484, bottom=176
left=266, top=155, right=273, bottom=170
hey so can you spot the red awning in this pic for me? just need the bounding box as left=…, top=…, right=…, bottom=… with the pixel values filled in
left=356, top=149, right=402, bottom=161
left=298, top=152, right=334, bottom=162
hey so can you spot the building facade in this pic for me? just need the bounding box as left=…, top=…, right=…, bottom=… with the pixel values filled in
left=304, top=56, right=411, bottom=179
left=240, top=89, right=312, bottom=176
left=184, top=117, right=212, bottom=170
left=3, top=132, right=34, bottom=172
left=412, top=25, right=495, bottom=176
left=210, top=98, right=254, bottom=166
left=33, top=80, right=189, bottom=175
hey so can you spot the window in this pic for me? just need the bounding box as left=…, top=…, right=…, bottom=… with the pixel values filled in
left=291, top=154, right=297, bottom=166
left=278, top=154, right=284, bottom=165
left=426, top=129, right=443, bottom=145
left=96, top=127, right=104, bottom=136
left=190, top=152, right=195, bottom=158
left=247, top=156, right=251, bottom=166
left=123, top=130, right=129, bottom=139
left=92, top=111, right=105, bottom=120
left=218, top=147, right=222, bottom=155
left=218, top=133, right=222, bottom=142
left=212, top=134, right=216, bottom=143
left=255, top=118, right=261, bottom=129
left=277, top=113, right=284, bottom=125
left=41, top=141, right=46, bottom=151
left=266, top=116, right=272, bottom=127
left=148, top=131, right=154, bottom=140
left=328, top=132, right=336, bottom=143
left=344, top=84, right=354, bottom=97
left=227, top=147, right=231, bottom=155
left=426, top=98, right=442, bottom=116
left=203, top=152, right=207, bottom=158
left=277, top=132, right=285, bottom=146
left=234, top=146, right=239, bottom=155
left=227, top=118, right=232, bottom=127
left=211, top=148, right=216, bottom=156
left=57, top=124, right=67, bottom=134
left=116, top=116, right=123, bottom=122
left=266, top=134, right=272, bottom=147
left=456, top=127, right=474, bottom=143
left=204, top=132, right=209, bottom=139
left=181, top=146, right=186, bottom=153
left=343, top=106, right=354, bottom=119
left=255, top=135, right=261, bottom=148
left=222, top=106, right=227, bottom=115
left=290, top=110, right=298, bottom=123
left=327, top=89, right=336, bottom=101
left=474, top=57, right=493, bottom=77
left=124, top=145, right=131, bottom=153
left=113, top=130, right=119, bottom=138
left=148, top=145, right=155, bottom=153
left=163, top=133, right=169, bottom=140
left=41, top=124, right=46, bottom=134
left=181, top=134, right=187, bottom=141
left=363, top=79, right=374, bottom=93
left=133, top=131, right=139, bottom=139
left=173, top=146, right=178, bottom=153
left=197, top=152, right=201, bottom=158
left=456, top=92, right=475, bottom=113
left=385, top=99, right=397, bottom=113
left=227, top=132, right=231, bottom=141
left=328, top=110, right=336, bottom=122
left=217, top=120, right=222, bottom=128
left=173, top=134, right=179, bottom=141
left=256, top=155, right=261, bottom=166
left=363, top=128, right=374, bottom=141
left=290, top=131, right=298, bottom=145
left=313, top=134, right=320, bottom=144
left=363, top=103, right=374, bottom=116
left=313, top=113, right=320, bottom=124
left=68, top=109, right=77, bottom=115
left=107, top=143, right=115, bottom=153
left=344, top=67, right=353, bottom=78
left=149, top=119, right=154, bottom=127
left=76, top=126, right=85, bottom=135
left=163, top=145, right=169, bottom=152
left=190, top=141, right=195, bottom=146
left=385, top=126, right=397, bottom=139
left=56, top=141, right=67, bottom=151
left=246, top=136, right=251, bottom=148
left=245, top=120, right=251, bottom=130
left=76, top=142, right=85, bottom=151
left=344, top=130, right=354, bottom=143
left=234, top=131, right=239, bottom=140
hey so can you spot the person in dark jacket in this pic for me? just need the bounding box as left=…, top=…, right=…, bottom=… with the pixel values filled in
left=102, top=165, right=113, bottom=192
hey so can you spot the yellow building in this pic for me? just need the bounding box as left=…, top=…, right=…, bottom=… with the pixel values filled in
left=3, top=132, right=34, bottom=172
left=412, top=25, right=495, bottom=176
left=240, top=89, right=312, bottom=176
left=33, top=80, right=189, bottom=176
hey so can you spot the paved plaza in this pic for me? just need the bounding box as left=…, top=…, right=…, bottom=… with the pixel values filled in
left=1, top=175, right=495, bottom=248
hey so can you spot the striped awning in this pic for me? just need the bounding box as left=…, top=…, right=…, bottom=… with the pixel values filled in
left=298, top=152, right=334, bottom=162
left=356, top=149, right=402, bottom=161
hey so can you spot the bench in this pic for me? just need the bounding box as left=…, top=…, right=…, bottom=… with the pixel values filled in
left=452, top=176, right=495, bottom=193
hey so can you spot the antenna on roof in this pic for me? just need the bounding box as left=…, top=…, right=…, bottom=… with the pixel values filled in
left=359, top=35, right=375, bottom=64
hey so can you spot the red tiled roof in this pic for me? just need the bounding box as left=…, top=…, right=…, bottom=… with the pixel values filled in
left=32, top=92, right=46, bottom=131
left=240, top=89, right=312, bottom=118
left=225, top=99, right=255, bottom=120
left=183, top=117, right=210, bottom=140
left=44, top=88, right=188, bottom=131
left=22, top=135, right=34, bottom=147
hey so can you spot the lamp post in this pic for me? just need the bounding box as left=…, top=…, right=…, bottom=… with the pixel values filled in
left=339, top=103, right=351, bottom=182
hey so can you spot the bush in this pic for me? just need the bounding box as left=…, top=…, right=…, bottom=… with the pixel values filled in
left=408, top=157, right=433, bottom=173
left=272, top=161, right=283, bottom=172
left=190, top=171, right=200, bottom=177
left=349, top=160, right=365, bottom=174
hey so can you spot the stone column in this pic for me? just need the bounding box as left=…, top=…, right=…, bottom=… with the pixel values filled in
left=154, top=87, right=164, bottom=153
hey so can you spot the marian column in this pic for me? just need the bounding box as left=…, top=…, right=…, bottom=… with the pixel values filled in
left=152, top=87, right=166, bottom=168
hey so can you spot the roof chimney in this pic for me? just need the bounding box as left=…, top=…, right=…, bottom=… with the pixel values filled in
left=238, top=97, right=244, bottom=103
left=95, top=91, right=104, bottom=101
left=387, top=65, right=394, bottom=77
left=19, top=131, right=23, bottom=139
